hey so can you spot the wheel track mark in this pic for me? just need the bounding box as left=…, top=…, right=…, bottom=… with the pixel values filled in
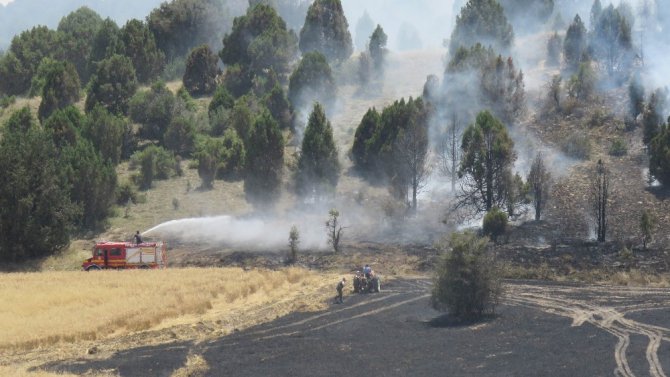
left=505, top=284, right=670, bottom=377
left=247, top=293, right=403, bottom=336
left=258, top=294, right=431, bottom=340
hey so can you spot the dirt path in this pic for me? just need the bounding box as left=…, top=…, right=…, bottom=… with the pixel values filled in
left=39, top=280, right=670, bottom=377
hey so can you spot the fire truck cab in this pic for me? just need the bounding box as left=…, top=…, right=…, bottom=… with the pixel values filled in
left=82, top=241, right=167, bottom=270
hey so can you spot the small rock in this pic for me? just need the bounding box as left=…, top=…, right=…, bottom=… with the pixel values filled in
left=87, top=346, right=98, bottom=355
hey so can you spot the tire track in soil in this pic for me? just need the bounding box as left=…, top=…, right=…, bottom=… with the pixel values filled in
left=505, top=283, right=670, bottom=377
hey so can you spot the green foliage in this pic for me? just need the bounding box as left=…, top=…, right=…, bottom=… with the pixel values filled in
left=547, top=32, right=562, bottom=66
left=183, top=45, right=221, bottom=96
left=563, top=15, right=587, bottom=70
left=591, top=4, right=632, bottom=76
left=528, top=153, right=551, bottom=221
left=81, top=104, right=130, bottom=164
left=57, top=7, right=104, bottom=83
left=220, top=4, right=298, bottom=95
left=567, top=62, right=596, bottom=101
left=431, top=231, right=502, bottom=320
left=118, top=19, right=165, bottom=84
left=263, top=83, right=294, bottom=129
left=628, top=74, right=645, bottom=118
left=483, top=207, right=508, bottom=243
left=459, top=110, right=516, bottom=214
left=0, top=26, right=62, bottom=95
left=446, top=44, right=525, bottom=124
left=649, top=121, right=670, bottom=186
left=115, top=180, right=138, bottom=205
left=164, top=116, right=197, bottom=157
left=38, top=60, right=81, bottom=121
left=351, top=107, right=381, bottom=172
left=147, top=0, right=231, bottom=61
left=609, top=138, right=628, bottom=156
left=640, top=209, right=655, bottom=249
left=288, top=51, right=336, bottom=110
left=369, top=25, right=388, bottom=72
left=296, top=103, right=340, bottom=200
left=61, top=138, right=117, bottom=229
left=299, top=0, right=353, bottom=63
left=129, top=81, right=176, bottom=141
left=0, top=108, right=77, bottom=262
left=195, top=130, right=246, bottom=189
left=448, top=0, right=514, bottom=55
left=131, top=145, right=176, bottom=190
left=561, top=131, right=591, bottom=159
left=88, top=18, right=121, bottom=67
left=86, top=54, right=138, bottom=115
left=643, top=89, right=666, bottom=145
left=208, top=85, right=235, bottom=117
left=42, top=106, right=84, bottom=148
left=228, top=97, right=255, bottom=146
left=244, top=110, right=284, bottom=207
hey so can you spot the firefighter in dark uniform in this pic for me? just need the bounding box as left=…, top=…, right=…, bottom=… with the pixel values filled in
left=336, top=277, right=346, bottom=304
left=134, top=231, right=142, bottom=245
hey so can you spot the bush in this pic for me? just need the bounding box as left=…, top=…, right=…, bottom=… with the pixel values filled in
left=431, top=231, right=502, bottom=320
left=130, top=145, right=176, bottom=190
left=561, top=132, right=591, bottom=159
left=483, top=207, right=508, bottom=243
left=116, top=181, right=138, bottom=205
left=609, top=138, right=628, bottom=156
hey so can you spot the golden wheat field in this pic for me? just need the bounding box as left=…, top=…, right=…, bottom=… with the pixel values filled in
left=0, top=267, right=335, bottom=353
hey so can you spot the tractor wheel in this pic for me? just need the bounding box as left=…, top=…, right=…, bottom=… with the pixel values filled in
left=86, top=265, right=101, bottom=271
left=139, top=265, right=150, bottom=269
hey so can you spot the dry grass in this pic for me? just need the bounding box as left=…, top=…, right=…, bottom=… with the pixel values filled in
left=0, top=267, right=334, bottom=352
left=171, top=354, right=209, bottom=377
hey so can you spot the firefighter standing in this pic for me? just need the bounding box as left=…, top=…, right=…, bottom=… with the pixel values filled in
left=134, top=231, right=143, bottom=245
left=335, top=277, right=346, bottom=304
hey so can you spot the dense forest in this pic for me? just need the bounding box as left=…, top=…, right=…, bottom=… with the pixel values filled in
left=0, top=0, right=669, bottom=263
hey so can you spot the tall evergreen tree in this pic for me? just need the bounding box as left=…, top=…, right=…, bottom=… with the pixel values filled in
left=118, top=19, right=165, bottom=84
left=288, top=51, right=336, bottom=110
left=458, top=110, right=517, bottom=214
left=448, top=0, right=514, bottom=56
left=220, top=4, right=298, bottom=95
left=183, top=45, right=221, bottom=96
left=38, top=60, right=81, bottom=121
left=81, top=104, right=129, bottom=164
left=563, top=14, right=587, bottom=70
left=296, top=103, right=340, bottom=201
left=299, top=0, right=353, bottom=63
left=244, top=110, right=285, bottom=208
left=57, top=7, right=104, bottom=83
left=85, top=54, right=138, bottom=115
left=0, top=108, right=77, bottom=262
left=369, top=25, right=388, bottom=72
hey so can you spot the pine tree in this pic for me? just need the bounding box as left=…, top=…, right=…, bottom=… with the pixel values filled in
left=299, top=0, right=353, bottom=63
left=38, top=60, right=81, bottom=121
left=183, top=45, right=221, bottom=96
left=244, top=110, right=285, bottom=208
left=296, top=103, right=340, bottom=201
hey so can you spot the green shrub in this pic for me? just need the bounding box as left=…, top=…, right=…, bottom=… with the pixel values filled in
left=483, top=207, right=508, bottom=243
left=609, top=138, right=627, bottom=156
left=431, top=231, right=502, bottom=320
left=561, top=132, right=591, bottom=159
left=130, top=145, right=176, bottom=189
left=116, top=181, right=138, bottom=205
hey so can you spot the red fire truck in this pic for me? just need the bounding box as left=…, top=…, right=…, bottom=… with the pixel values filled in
left=82, top=241, right=167, bottom=270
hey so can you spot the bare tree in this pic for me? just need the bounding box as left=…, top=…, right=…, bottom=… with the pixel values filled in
left=548, top=75, right=562, bottom=111
left=528, top=152, right=551, bottom=221
left=288, top=225, right=300, bottom=263
left=591, top=159, right=609, bottom=242
left=326, top=209, right=345, bottom=253
left=438, top=113, right=461, bottom=193
left=393, top=116, right=430, bottom=212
